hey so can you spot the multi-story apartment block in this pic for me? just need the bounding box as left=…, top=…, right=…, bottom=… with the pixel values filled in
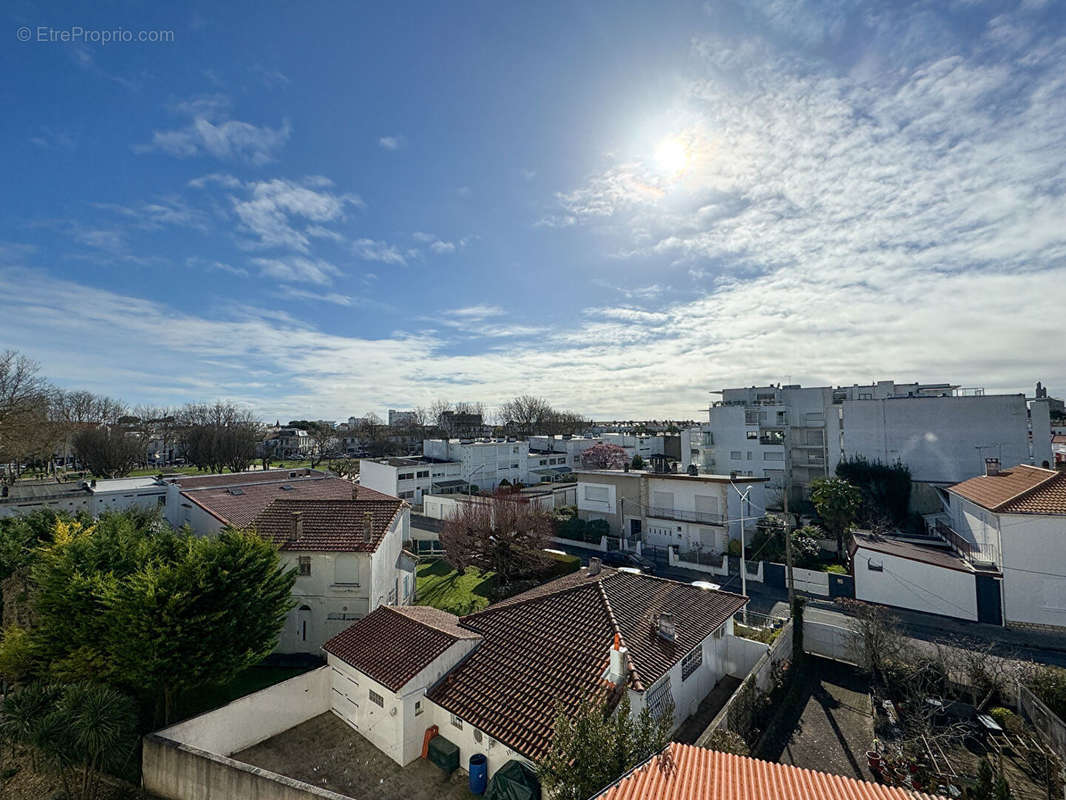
left=421, top=438, right=530, bottom=491
left=698, top=380, right=1052, bottom=505
left=600, top=432, right=666, bottom=461
left=358, top=456, right=464, bottom=506
left=527, top=435, right=601, bottom=475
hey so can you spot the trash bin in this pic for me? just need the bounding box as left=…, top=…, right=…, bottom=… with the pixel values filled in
left=469, top=753, right=488, bottom=795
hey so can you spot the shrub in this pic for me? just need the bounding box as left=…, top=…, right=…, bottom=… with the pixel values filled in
left=1030, top=666, right=1066, bottom=721
left=990, top=706, right=1025, bottom=735
left=825, top=564, right=848, bottom=574
left=703, top=729, right=749, bottom=756
left=727, top=539, right=742, bottom=557
left=586, top=519, right=610, bottom=540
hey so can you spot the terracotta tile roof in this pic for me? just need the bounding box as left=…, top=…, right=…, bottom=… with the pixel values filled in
left=594, top=743, right=938, bottom=800
left=251, top=497, right=403, bottom=552
left=949, top=465, right=1066, bottom=515
left=170, top=469, right=327, bottom=490
left=1052, top=434, right=1066, bottom=445
left=180, top=476, right=388, bottom=528
left=425, top=569, right=746, bottom=761
left=323, top=606, right=480, bottom=692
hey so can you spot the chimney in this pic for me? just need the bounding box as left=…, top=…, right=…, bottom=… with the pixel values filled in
left=352, top=484, right=359, bottom=500
left=290, top=511, right=303, bottom=541
left=985, top=458, right=1001, bottom=477
left=657, top=613, right=676, bottom=642
left=588, top=557, right=602, bottom=576
left=606, top=633, right=628, bottom=686
left=363, top=511, right=374, bottom=541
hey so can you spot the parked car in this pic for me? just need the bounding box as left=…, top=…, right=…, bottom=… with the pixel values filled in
left=601, top=551, right=656, bottom=574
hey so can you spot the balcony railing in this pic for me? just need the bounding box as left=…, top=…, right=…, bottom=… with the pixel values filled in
left=646, top=506, right=725, bottom=525
left=935, top=521, right=1000, bottom=566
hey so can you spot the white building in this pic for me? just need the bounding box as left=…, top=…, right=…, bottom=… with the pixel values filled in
left=161, top=469, right=415, bottom=653
left=0, top=476, right=167, bottom=519
left=421, top=438, right=530, bottom=491
left=940, top=462, right=1066, bottom=629
left=600, top=432, right=665, bottom=461
left=321, top=566, right=749, bottom=780
left=527, top=434, right=600, bottom=476
left=574, top=469, right=768, bottom=554
left=698, top=380, right=1052, bottom=503
left=358, top=456, right=464, bottom=507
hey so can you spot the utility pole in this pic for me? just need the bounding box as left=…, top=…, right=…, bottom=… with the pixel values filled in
left=784, top=422, right=795, bottom=608
left=734, top=482, right=754, bottom=624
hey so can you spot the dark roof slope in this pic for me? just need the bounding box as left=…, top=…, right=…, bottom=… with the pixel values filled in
left=426, top=569, right=746, bottom=761
left=323, top=606, right=479, bottom=692
left=180, top=476, right=391, bottom=527
left=171, top=469, right=327, bottom=490
left=948, top=465, right=1064, bottom=514
left=252, top=497, right=403, bottom=552
left=851, top=532, right=975, bottom=573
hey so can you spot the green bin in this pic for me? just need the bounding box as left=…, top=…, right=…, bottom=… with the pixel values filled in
left=427, top=735, right=460, bottom=774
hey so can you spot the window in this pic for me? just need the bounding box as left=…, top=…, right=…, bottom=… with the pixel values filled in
left=398, top=472, right=414, bottom=480
left=416, top=470, right=429, bottom=478
left=746, top=451, right=753, bottom=460
left=646, top=676, right=673, bottom=720
left=746, top=430, right=758, bottom=439
left=298, top=556, right=311, bottom=576
left=334, top=554, right=359, bottom=585
left=584, top=485, right=609, bottom=502
left=399, top=490, right=415, bottom=499
left=415, top=700, right=423, bottom=716
left=730, top=450, right=742, bottom=460
left=369, top=690, right=384, bottom=707
left=450, top=713, right=463, bottom=730
left=681, top=647, right=703, bottom=681
left=867, top=558, right=883, bottom=572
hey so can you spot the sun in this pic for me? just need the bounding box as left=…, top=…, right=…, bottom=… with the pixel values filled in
left=654, top=135, right=689, bottom=175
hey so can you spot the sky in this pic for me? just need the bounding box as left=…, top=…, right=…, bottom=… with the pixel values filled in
left=2, top=0, right=1064, bottom=422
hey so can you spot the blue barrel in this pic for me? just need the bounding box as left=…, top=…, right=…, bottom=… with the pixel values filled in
left=469, top=754, right=488, bottom=795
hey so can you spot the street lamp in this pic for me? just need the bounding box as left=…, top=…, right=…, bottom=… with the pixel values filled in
left=732, top=482, right=754, bottom=623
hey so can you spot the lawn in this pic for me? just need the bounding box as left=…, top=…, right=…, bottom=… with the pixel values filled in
left=172, top=663, right=315, bottom=723
left=415, top=560, right=497, bottom=615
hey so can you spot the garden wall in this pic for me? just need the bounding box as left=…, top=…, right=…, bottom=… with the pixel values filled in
left=142, top=667, right=338, bottom=800
left=803, top=619, right=858, bottom=663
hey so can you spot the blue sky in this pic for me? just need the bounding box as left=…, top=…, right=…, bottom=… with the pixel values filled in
left=2, top=0, right=1064, bottom=421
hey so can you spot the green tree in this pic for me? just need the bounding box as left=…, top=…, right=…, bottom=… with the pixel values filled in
left=809, top=477, right=862, bottom=560
left=22, top=513, right=295, bottom=724
left=538, top=692, right=673, bottom=800
left=630, top=454, right=644, bottom=470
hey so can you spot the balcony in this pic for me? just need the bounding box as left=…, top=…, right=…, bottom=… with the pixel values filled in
left=934, top=520, right=999, bottom=567
left=646, top=506, right=724, bottom=525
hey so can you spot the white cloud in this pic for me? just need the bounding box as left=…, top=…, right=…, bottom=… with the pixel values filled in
left=429, top=240, right=456, bottom=254
left=353, top=238, right=407, bottom=265
left=137, top=95, right=291, bottom=165
left=250, top=256, right=342, bottom=285
left=378, top=135, right=402, bottom=150
left=444, top=305, right=505, bottom=321
left=231, top=178, right=361, bottom=252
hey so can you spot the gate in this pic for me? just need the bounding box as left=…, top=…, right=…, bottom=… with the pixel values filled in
left=605, top=536, right=621, bottom=551
left=975, top=574, right=1003, bottom=625
left=763, top=561, right=786, bottom=589
left=829, top=572, right=854, bottom=599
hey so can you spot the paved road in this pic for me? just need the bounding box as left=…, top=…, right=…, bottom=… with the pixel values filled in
left=553, top=541, right=1066, bottom=668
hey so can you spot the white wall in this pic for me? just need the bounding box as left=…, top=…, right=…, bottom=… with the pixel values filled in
left=842, top=394, right=1031, bottom=484
left=157, top=667, right=332, bottom=756
left=853, top=545, right=978, bottom=621
left=358, top=460, right=399, bottom=497
left=999, top=513, right=1066, bottom=629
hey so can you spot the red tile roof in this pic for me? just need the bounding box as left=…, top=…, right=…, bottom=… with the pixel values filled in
left=252, top=497, right=403, bottom=552
left=949, top=465, right=1066, bottom=515
left=180, top=476, right=392, bottom=528
left=425, top=569, right=747, bottom=761
left=595, top=743, right=937, bottom=800
left=323, top=606, right=480, bottom=692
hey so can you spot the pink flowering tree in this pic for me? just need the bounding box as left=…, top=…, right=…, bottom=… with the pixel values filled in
left=579, top=443, right=629, bottom=470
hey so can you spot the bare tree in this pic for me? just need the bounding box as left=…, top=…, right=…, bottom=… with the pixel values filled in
left=306, top=421, right=338, bottom=468
left=72, top=425, right=143, bottom=478
left=179, top=402, right=262, bottom=473
left=498, top=395, right=553, bottom=437
left=840, top=599, right=908, bottom=680
left=439, top=492, right=554, bottom=586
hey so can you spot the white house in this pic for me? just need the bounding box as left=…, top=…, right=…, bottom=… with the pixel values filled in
left=574, top=469, right=768, bottom=554
left=422, top=438, right=530, bottom=491
left=321, top=565, right=748, bottom=780
left=528, top=435, right=601, bottom=474
left=161, top=468, right=415, bottom=653
left=0, top=476, right=167, bottom=519
left=358, top=456, right=464, bottom=507
left=600, top=432, right=665, bottom=461
left=941, top=462, right=1066, bottom=629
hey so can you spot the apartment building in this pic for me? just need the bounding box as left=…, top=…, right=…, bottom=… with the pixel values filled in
left=574, top=468, right=768, bottom=554
left=600, top=432, right=666, bottom=461
left=527, top=434, right=600, bottom=475
left=358, top=456, right=464, bottom=506
left=698, top=380, right=1052, bottom=503
left=421, top=438, right=530, bottom=490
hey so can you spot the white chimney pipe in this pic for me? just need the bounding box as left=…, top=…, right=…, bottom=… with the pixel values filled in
left=606, top=633, right=628, bottom=685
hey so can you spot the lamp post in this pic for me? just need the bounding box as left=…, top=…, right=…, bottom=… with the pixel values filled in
left=732, top=482, right=754, bottom=624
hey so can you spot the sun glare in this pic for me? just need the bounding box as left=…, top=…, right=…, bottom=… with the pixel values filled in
left=654, top=135, right=689, bottom=175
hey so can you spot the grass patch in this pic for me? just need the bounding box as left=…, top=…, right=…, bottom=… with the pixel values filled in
left=173, top=664, right=313, bottom=723
left=416, top=560, right=497, bottom=615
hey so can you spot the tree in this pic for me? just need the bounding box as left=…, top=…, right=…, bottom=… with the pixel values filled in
left=839, top=599, right=908, bottom=679
left=72, top=426, right=142, bottom=478
left=304, top=421, right=337, bottom=467
left=538, top=691, right=673, bottom=800
left=835, top=457, right=912, bottom=527
left=179, top=402, right=261, bottom=473
left=498, top=396, right=553, bottom=437
left=809, top=477, right=861, bottom=560
left=20, top=512, right=295, bottom=724
left=748, top=520, right=821, bottom=567
left=0, top=682, right=138, bottom=799
left=630, top=454, right=644, bottom=470
left=581, top=443, right=629, bottom=470
left=0, top=351, right=52, bottom=483
left=439, top=493, right=554, bottom=586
